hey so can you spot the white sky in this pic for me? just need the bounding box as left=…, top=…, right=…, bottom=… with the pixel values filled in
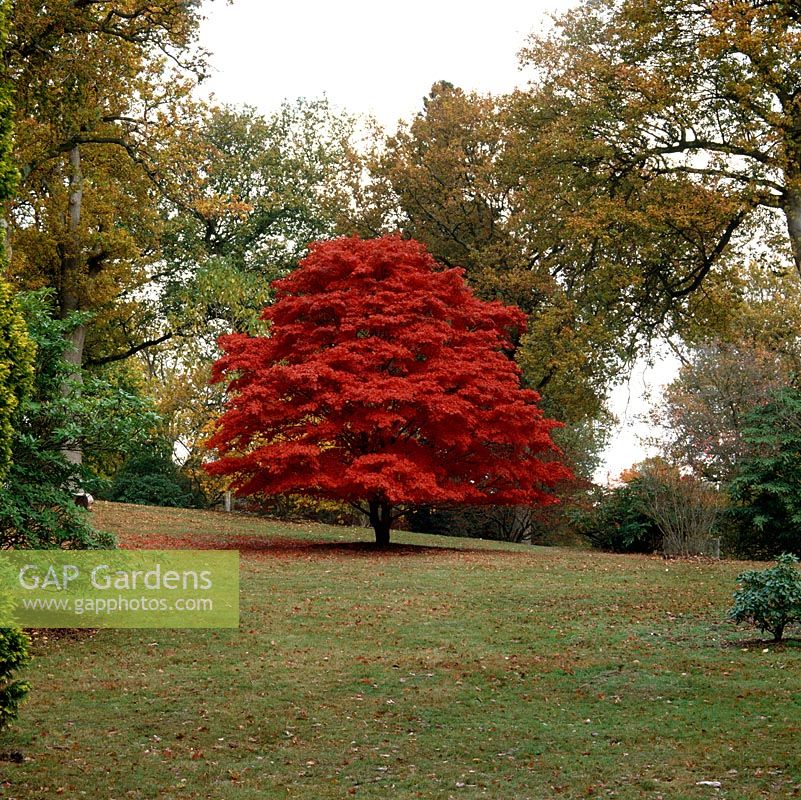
left=199, top=0, right=571, bottom=129
left=198, top=0, right=676, bottom=481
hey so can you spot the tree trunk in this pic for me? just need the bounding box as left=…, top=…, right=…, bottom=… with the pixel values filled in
left=784, top=183, right=801, bottom=277
left=368, top=498, right=392, bottom=546
left=61, top=144, right=85, bottom=471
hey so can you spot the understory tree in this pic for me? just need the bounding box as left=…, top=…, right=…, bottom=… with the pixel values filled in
left=0, top=292, right=156, bottom=548
left=727, top=387, right=801, bottom=559
left=651, top=266, right=801, bottom=483
left=206, top=236, right=569, bottom=545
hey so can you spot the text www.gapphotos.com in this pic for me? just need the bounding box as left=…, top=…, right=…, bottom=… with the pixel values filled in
left=20, top=595, right=214, bottom=615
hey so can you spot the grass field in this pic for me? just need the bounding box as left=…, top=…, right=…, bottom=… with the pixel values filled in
left=1, top=502, right=799, bottom=799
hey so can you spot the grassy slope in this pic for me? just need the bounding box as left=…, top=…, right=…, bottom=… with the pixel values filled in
left=1, top=502, right=799, bottom=799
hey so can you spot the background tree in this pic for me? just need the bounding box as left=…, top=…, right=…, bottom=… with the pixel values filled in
left=515, top=0, right=801, bottom=348
left=206, top=236, right=569, bottom=545
left=134, top=99, right=363, bottom=501
left=160, top=100, right=361, bottom=325
left=120, top=99, right=365, bottom=358
left=727, top=387, right=801, bottom=559
left=652, top=340, right=790, bottom=484
left=651, top=265, right=801, bottom=483
left=4, top=1, right=211, bottom=392
left=354, top=81, right=620, bottom=494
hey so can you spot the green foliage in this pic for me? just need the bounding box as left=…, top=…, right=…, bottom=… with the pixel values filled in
left=0, top=626, right=29, bottom=730
left=729, top=554, right=801, bottom=642
left=16, top=292, right=158, bottom=454
left=158, top=100, right=361, bottom=353
left=0, top=280, right=34, bottom=481
left=105, top=441, right=200, bottom=509
left=0, top=479, right=111, bottom=549
left=726, top=387, right=801, bottom=559
left=0, top=1, right=32, bottom=483
left=0, top=0, right=17, bottom=202
left=0, top=291, right=159, bottom=548
left=573, top=480, right=663, bottom=553
left=0, top=540, right=29, bottom=729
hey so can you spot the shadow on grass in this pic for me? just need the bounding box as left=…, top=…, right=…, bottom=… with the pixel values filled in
left=722, top=635, right=801, bottom=649
left=121, top=531, right=523, bottom=559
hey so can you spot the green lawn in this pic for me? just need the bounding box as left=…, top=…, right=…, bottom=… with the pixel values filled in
left=1, top=502, right=799, bottom=799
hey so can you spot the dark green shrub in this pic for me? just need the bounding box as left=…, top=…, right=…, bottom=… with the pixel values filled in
left=0, top=474, right=113, bottom=549
left=728, top=554, right=801, bottom=641
left=106, top=441, right=200, bottom=508
left=0, top=627, right=30, bottom=730
left=572, top=480, right=662, bottom=553
left=726, top=388, right=801, bottom=559
left=406, top=505, right=487, bottom=539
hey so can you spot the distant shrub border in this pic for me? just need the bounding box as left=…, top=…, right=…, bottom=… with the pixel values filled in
left=728, top=553, right=801, bottom=642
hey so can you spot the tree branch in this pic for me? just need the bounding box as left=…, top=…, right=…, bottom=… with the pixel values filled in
left=649, top=137, right=774, bottom=167
left=85, top=331, right=175, bottom=367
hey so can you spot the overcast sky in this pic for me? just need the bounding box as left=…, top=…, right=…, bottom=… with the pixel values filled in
left=199, top=0, right=572, bottom=128
left=198, top=0, right=675, bottom=480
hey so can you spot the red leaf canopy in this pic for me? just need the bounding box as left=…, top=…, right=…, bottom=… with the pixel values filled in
left=206, top=236, right=569, bottom=508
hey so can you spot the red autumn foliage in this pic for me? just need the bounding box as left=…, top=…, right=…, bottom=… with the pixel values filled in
left=205, top=236, right=569, bottom=544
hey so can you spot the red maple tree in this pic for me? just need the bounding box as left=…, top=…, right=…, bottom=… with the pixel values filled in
left=205, top=236, right=569, bottom=545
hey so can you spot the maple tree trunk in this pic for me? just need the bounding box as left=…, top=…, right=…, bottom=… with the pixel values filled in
left=368, top=498, right=392, bottom=546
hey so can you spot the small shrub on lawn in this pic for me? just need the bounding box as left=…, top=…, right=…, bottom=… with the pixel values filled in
left=728, top=553, right=801, bottom=641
